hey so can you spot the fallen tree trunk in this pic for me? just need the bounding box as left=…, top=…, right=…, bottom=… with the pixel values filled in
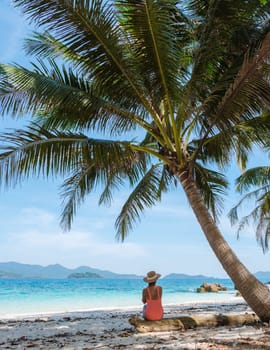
left=129, top=313, right=260, bottom=333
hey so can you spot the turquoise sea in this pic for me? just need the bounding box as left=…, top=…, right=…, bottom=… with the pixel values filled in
left=0, top=278, right=244, bottom=318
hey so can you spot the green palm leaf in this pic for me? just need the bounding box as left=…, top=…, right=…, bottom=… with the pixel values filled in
left=0, top=122, right=138, bottom=187
left=14, top=0, right=156, bottom=115
left=192, top=113, right=270, bottom=169
left=0, top=125, right=88, bottom=186
left=61, top=145, right=150, bottom=230
left=0, top=61, right=152, bottom=136
left=236, top=166, right=270, bottom=192
left=193, top=164, right=228, bottom=221
left=24, top=31, right=87, bottom=64
left=188, top=0, right=270, bottom=94
left=229, top=165, right=270, bottom=251
left=115, top=164, right=172, bottom=240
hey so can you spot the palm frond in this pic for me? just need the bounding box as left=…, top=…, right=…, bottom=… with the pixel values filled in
left=236, top=166, right=270, bottom=193
left=188, top=0, right=269, bottom=93
left=116, top=0, right=189, bottom=107
left=0, top=61, right=88, bottom=117
left=115, top=164, right=170, bottom=241
left=192, top=113, right=270, bottom=169
left=229, top=185, right=270, bottom=224
left=99, top=148, right=150, bottom=206
left=215, top=32, right=270, bottom=127
left=61, top=147, right=150, bottom=231
left=192, top=32, right=270, bottom=152
left=24, top=31, right=87, bottom=64
left=0, top=122, right=141, bottom=187
left=14, top=0, right=158, bottom=117
left=59, top=138, right=150, bottom=230
left=116, top=0, right=193, bottom=155
left=183, top=1, right=270, bottom=155
left=0, top=61, right=153, bottom=136
left=60, top=163, right=99, bottom=231
left=229, top=162, right=270, bottom=251
left=230, top=191, right=270, bottom=252
left=0, top=124, right=89, bottom=188
left=193, top=163, right=228, bottom=220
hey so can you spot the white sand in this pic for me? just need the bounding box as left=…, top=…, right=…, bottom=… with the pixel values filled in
left=0, top=300, right=269, bottom=349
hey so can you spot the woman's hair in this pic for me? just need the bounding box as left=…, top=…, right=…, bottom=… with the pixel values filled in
left=148, top=282, right=156, bottom=286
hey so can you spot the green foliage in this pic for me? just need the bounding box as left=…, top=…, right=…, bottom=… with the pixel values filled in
left=0, top=0, right=270, bottom=239
left=68, top=272, right=101, bottom=278
left=229, top=162, right=270, bottom=252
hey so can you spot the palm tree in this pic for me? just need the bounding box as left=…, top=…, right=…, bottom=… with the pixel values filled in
left=1, top=0, right=270, bottom=320
left=229, top=145, right=270, bottom=253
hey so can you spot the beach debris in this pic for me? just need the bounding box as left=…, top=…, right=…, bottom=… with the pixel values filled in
left=196, top=282, right=227, bottom=293
left=129, top=313, right=260, bottom=333
left=34, top=317, right=50, bottom=322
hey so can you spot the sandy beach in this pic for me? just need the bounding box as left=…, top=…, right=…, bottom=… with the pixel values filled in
left=0, top=300, right=269, bottom=349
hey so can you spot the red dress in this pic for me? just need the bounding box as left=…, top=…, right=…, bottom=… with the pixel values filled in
left=143, top=286, right=163, bottom=321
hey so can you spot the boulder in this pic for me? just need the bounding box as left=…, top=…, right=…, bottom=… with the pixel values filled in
left=196, top=282, right=227, bottom=293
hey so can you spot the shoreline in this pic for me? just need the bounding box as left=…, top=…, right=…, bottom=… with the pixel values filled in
left=1, top=299, right=269, bottom=349
left=0, top=296, right=244, bottom=320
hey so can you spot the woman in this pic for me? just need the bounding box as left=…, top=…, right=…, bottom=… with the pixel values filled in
left=142, top=271, right=163, bottom=321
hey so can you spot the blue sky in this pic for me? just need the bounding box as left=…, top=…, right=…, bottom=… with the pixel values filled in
left=0, top=0, right=269, bottom=278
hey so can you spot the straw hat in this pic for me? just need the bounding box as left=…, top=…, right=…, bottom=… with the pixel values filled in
left=143, top=271, right=161, bottom=283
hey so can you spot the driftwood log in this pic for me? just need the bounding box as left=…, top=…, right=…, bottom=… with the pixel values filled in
left=129, top=313, right=260, bottom=333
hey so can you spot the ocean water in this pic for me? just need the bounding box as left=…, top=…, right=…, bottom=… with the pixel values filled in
left=0, top=278, right=241, bottom=318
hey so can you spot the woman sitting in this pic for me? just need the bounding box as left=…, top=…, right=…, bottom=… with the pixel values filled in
left=142, top=271, right=163, bottom=321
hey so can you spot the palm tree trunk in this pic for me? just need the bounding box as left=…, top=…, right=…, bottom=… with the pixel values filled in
left=177, top=168, right=270, bottom=322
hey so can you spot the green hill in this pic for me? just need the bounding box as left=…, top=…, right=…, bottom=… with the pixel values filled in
left=0, top=262, right=143, bottom=279
left=68, top=272, right=102, bottom=279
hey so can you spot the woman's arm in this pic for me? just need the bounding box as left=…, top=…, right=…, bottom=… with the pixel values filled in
left=142, top=288, right=147, bottom=303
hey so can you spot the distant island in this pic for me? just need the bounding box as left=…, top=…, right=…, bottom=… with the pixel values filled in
left=68, top=272, right=102, bottom=279
left=0, top=271, right=21, bottom=279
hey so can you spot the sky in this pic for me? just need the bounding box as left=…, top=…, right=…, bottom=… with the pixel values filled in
left=0, top=0, right=269, bottom=279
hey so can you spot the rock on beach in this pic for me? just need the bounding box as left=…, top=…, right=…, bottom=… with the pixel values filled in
left=196, top=282, right=227, bottom=293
